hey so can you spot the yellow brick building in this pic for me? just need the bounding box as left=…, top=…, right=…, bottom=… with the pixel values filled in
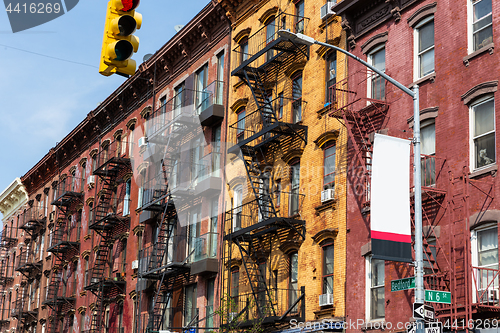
left=218, top=0, right=348, bottom=331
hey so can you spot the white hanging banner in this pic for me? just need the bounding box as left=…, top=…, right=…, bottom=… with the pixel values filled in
left=370, top=133, right=412, bottom=262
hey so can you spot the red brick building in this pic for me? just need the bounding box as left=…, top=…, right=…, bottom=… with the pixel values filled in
left=333, top=0, right=500, bottom=331
left=8, top=2, right=231, bottom=333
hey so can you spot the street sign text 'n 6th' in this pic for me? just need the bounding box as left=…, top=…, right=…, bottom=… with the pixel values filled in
left=425, top=290, right=451, bottom=304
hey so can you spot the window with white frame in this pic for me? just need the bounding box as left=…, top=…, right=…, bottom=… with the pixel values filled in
left=471, top=96, right=495, bottom=170
left=471, top=224, right=498, bottom=298
left=414, top=16, right=434, bottom=79
left=366, top=256, right=385, bottom=320
left=469, top=0, right=493, bottom=52
left=421, top=119, right=436, bottom=186
left=368, top=46, right=386, bottom=100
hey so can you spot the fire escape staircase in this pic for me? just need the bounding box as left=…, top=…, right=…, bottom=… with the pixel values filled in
left=86, top=143, right=131, bottom=333
left=224, top=13, right=309, bottom=327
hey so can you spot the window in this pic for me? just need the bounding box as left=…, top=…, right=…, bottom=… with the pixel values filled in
left=414, top=17, right=434, bottom=79
left=206, top=278, right=215, bottom=329
left=81, top=163, right=86, bottom=193
left=473, top=225, right=498, bottom=292
left=265, top=17, right=276, bottom=61
left=326, top=52, right=337, bottom=104
left=470, top=0, right=493, bottom=52
left=129, top=124, right=135, bottom=158
left=295, top=0, right=305, bottom=33
left=289, top=252, right=298, bottom=310
left=290, top=162, right=300, bottom=216
left=421, top=120, right=436, bottom=186
left=323, top=244, right=334, bottom=295
left=324, top=143, right=336, bottom=190
left=191, top=136, right=204, bottom=183
left=276, top=92, right=284, bottom=119
left=195, top=64, right=209, bottom=112
left=137, top=169, right=146, bottom=209
left=257, top=262, right=267, bottom=308
left=184, top=284, right=197, bottom=326
left=368, top=46, right=386, bottom=100
left=123, top=179, right=131, bottom=216
left=233, top=186, right=243, bottom=232
left=216, top=52, right=225, bottom=104
left=367, top=256, right=385, bottom=320
left=213, top=125, right=221, bottom=176
left=240, top=38, right=249, bottom=64
left=229, top=268, right=240, bottom=306
left=236, top=109, right=246, bottom=143
left=275, top=179, right=281, bottom=207
left=174, top=82, right=185, bottom=118
left=471, top=97, right=495, bottom=169
left=76, top=210, right=82, bottom=241
left=292, top=73, right=303, bottom=123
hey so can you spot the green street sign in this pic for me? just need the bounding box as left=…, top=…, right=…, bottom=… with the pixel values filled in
left=391, top=277, right=416, bottom=292
left=425, top=290, right=451, bottom=304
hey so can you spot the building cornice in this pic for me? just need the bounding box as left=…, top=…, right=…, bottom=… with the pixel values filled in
left=0, top=178, right=28, bottom=221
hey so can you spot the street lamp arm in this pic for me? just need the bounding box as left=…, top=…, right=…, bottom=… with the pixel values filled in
left=313, top=40, right=415, bottom=98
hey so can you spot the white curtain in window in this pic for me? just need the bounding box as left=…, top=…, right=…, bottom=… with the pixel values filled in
left=420, top=123, right=436, bottom=155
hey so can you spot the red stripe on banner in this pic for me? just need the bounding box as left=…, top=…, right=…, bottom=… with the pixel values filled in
left=371, top=231, right=411, bottom=243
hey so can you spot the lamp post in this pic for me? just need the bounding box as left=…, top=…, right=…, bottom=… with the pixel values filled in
left=278, top=30, right=424, bottom=332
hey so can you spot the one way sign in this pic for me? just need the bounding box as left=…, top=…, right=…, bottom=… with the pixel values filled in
left=413, top=303, right=435, bottom=320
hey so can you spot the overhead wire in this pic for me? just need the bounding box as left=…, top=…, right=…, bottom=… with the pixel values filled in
left=0, top=43, right=98, bottom=68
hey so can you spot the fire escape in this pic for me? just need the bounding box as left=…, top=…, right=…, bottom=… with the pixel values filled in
left=0, top=226, right=17, bottom=331
left=222, top=11, right=309, bottom=329
left=138, top=87, right=206, bottom=333
left=85, top=139, right=131, bottom=333
left=45, top=175, right=83, bottom=333
left=329, top=66, right=497, bottom=331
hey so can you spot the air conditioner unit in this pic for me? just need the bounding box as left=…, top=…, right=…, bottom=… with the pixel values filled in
left=319, top=293, right=334, bottom=306
left=138, top=137, right=148, bottom=148
left=321, top=189, right=335, bottom=203
left=87, top=175, right=95, bottom=186
left=479, top=288, right=499, bottom=303
left=229, top=312, right=238, bottom=321
left=320, top=2, right=336, bottom=20
left=49, top=211, right=55, bottom=222
left=131, top=260, right=139, bottom=270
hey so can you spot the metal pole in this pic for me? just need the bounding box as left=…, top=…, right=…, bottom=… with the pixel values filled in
left=413, top=84, right=424, bottom=333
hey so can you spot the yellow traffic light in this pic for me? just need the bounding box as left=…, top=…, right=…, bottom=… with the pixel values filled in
left=99, top=0, right=142, bottom=77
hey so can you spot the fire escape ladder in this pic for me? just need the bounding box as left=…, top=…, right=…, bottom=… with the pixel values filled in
left=448, top=175, right=471, bottom=328
left=235, top=238, right=277, bottom=318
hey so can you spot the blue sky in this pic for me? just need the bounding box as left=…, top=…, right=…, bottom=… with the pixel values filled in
left=0, top=0, right=210, bottom=219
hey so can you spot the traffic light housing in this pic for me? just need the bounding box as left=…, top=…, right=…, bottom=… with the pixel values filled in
left=99, top=0, right=142, bottom=77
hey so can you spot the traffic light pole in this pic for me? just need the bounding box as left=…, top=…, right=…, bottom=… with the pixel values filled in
left=277, top=30, right=424, bottom=333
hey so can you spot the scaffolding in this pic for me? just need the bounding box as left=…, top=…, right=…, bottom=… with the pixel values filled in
left=221, top=11, right=310, bottom=330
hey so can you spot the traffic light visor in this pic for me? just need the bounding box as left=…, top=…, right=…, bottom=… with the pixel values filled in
left=117, top=0, right=140, bottom=12
left=110, top=15, right=137, bottom=36
left=108, top=40, right=134, bottom=61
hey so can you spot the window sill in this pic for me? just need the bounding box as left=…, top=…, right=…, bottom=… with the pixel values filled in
left=409, top=72, right=436, bottom=88
left=463, top=43, right=494, bottom=67
left=470, top=163, right=498, bottom=179
left=314, top=199, right=337, bottom=215
left=361, top=320, right=386, bottom=331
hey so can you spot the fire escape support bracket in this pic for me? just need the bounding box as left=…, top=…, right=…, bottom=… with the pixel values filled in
left=279, top=291, right=304, bottom=321
left=283, top=219, right=306, bottom=240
